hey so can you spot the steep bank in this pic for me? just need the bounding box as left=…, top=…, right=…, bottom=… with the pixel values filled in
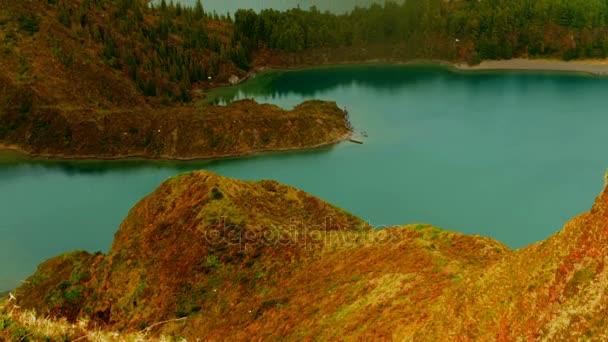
left=0, top=96, right=351, bottom=160
left=8, top=171, right=608, bottom=340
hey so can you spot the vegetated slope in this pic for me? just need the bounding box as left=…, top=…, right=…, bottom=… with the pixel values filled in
left=13, top=171, right=373, bottom=336
left=12, top=170, right=608, bottom=340
left=237, top=0, right=608, bottom=66
left=418, top=181, right=608, bottom=341
left=1, top=97, right=351, bottom=159
left=0, top=0, right=350, bottom=159
left=3, top=0, right=608, bottom=160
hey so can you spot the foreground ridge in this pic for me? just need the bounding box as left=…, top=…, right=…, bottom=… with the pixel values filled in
left=3, top=171, right=608, bottom=340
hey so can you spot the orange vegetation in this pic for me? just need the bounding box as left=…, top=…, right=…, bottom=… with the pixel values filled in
left=8, top=171, right=608, bottom=340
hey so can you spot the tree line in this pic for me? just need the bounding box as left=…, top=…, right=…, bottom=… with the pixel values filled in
left=45, top=0, right=608, bottom=102
left=234, top=0, right=608, bottom=63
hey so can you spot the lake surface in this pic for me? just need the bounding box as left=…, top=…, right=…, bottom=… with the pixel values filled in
left=156, top=0, right=402, bottom=15
left=2, top=64, right=608, bottom=291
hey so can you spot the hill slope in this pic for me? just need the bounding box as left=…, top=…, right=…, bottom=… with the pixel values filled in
left=0, top=0, right=351, bottom=160
left=7, top=171, right=608, bottom=340
left=4, top=0, right=608, bottom=160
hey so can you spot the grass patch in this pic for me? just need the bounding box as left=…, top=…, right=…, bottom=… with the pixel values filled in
left=205, top=254, right=221, bottom=270
left=565, top=263, right=597, bottom=296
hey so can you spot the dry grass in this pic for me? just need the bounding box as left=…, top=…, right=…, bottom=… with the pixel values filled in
left=0, top=300, right=189, bottom=341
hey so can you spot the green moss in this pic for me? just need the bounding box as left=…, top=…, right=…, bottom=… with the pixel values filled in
left=64, top=286, right=84, bottom=303
left=414, top=224, right=427, bottom=231
left=206, top=254, right=221, bottom=270
left=134, top=281, right=147, bottom=299
left=8, top=325, right=29, bottom=341
left=573, top=266, right=596, bottom=284
left=70, top=268, right=90, bottom=283
left=253, top=269, right=264, bottom=282
left=565, top=263, right=597, bottom=296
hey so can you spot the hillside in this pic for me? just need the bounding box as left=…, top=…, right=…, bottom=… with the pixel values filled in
left=3, top=170, right=608, bottom=340
left=237, top=0, right=608, bottom=67
left=0, top=0, right=351, bottom=160
left=4, top=0, right=608, bottom=159
left=0, top=97, right=351, bottom=160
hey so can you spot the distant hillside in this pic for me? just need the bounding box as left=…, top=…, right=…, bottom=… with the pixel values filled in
left=5, top=170, right=608, bottom=340
left=0, top=0, right=352, bottom=159
left=236, top=0, right=608, bottom=65
left=3, top=0, right=608, bottom=159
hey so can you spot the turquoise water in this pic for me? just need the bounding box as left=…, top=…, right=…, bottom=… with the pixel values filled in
left=2, top=64, right=607, bottom=291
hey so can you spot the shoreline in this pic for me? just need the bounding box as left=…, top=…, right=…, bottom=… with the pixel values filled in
left=0, top=131, right=352, bottom=163
left=453, top=58, right=608, bottom=76
left=4, top=57, right=607, bottom=163
left=247, top=57, right=608, bottom=77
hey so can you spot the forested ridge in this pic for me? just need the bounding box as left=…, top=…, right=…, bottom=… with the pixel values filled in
left=0, top=0, right=351, bottom=158
left=234, top=0, right=608, bottom=63
left=3, top=0, right=608, bottom=105
left=13, top=0, right=245, bottom=103
left=49, top=0, right=608, bottom=99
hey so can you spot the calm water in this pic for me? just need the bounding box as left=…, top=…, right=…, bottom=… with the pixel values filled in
left=2, top=65, right=607, bottom=291
left=156, top=0, right=401, bottom=14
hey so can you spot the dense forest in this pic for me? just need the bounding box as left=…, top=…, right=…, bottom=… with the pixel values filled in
left=234, top=0, right=608, bottom=63
left=11, top=0, right=608, bottom=104
left=36, top=0, right=248, bottom=103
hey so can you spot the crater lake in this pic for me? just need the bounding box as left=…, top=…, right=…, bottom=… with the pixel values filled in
left=1, top=64, right=607, bottom=291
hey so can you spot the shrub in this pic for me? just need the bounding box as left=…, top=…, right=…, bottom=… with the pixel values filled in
left=18, top=96, right=32, bottom=118
left=205, top=254, right=221, bottom=269
left=17, top=15, right=40, bottom=35
left=209, top=135, right=221, bottom=148
left=210, top=187, right=223, bottom=200
left=64, top=286, right=84, bottom=303
left=0, top=315, right=11, bottom=330
left=8, top=325, right=29, bottom=341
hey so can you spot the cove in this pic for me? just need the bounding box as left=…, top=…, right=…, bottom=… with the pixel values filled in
left=2, top=64, right=608, bottom=291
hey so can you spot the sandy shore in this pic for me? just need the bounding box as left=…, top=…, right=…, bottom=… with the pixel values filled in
left=254, top=57, right=608, bottom=78
left=455, top=58, right=608, bottom=75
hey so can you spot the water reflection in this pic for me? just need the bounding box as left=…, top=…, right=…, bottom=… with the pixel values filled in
left=0, top=144, right=338, bottom=175
left=152, top=0, right=404, bottom=15
left=207, top=64, right=599, bottom=106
